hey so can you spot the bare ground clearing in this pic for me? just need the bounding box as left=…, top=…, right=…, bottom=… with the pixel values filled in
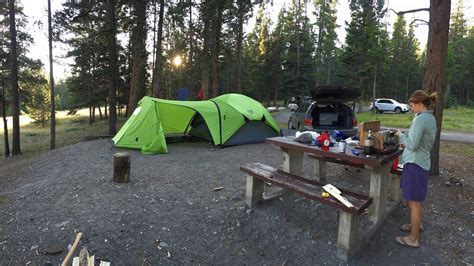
left=0, top=139, right=472, bottom=264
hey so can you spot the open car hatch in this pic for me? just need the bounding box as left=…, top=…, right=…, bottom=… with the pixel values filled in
left=310, top=85, right=361, bottom=103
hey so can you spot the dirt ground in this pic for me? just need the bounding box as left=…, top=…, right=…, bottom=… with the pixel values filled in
left=0, top=139, right=472, bottom=265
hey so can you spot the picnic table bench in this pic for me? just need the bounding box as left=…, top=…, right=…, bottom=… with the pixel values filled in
left=240, top=136, right=403, bottom=261
left=307, top=153, right=403, bottom=201
left=241, top=163, right=372, bottom=260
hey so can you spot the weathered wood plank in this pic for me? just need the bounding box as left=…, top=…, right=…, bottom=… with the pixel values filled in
left=281, top=147, right=304, bottom=176
left=366, top=164, right=390, bottom=222
left=267, top=137, right=402, bottom=168
left=245, top=174, right=264, bottom=208
left=313, top=159, right=327, bottom=182
left=240, top=163, right=372, bottom=215
left=337, top=211, right=360, bottom=261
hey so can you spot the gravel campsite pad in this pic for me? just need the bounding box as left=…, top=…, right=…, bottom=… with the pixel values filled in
left=0, top=139, right=472, bottom=264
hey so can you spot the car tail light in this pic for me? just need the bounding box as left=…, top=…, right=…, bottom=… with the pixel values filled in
left=304, top=118, right=313, bottom=129
left=352, top=118, right=357, bottom=127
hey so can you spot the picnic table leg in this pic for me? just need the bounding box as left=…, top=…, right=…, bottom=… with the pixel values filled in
left=313, top=159, right=327, bottom=182
left=366, top=164, right=390, bottom=222
left=337, top=211, right=360, bottom=261
left=281, top=147, right=304, bottom=176
left=390, top=172, right=401, bottom=202
left=245, top=174, right=264, bottom=208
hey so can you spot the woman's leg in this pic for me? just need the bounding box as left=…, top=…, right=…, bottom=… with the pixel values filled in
left=400, top=200, right=424, bottom=231
left=408, top=200, right=422, bottom=243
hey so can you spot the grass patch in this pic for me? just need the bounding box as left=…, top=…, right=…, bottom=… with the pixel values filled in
left=277, top=121, right=287, bottom=130
left=356, top=112, right=413, bottom=128
left=71, top=118, right=88, bottom=124
left=65, top=127, right=81, bottom=132
left=356, top=106, right=474, bottom=132
left=440, top=141, right=474, bottom=157
left=0, top=114, right=126, bottom=155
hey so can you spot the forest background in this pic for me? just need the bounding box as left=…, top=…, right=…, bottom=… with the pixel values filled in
left=1, top=0, right=473, bottom=122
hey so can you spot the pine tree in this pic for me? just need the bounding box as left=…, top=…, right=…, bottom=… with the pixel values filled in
left=106, top=0, right=118, bottom=135
left=152, top=0, right=165, bottom=98
left=389, top=16, right=409, bottom=100
left=447, top=0, right=469, bottom=105
left=405, top=22, right=423, bottom=101
left=338, top=0, right=387, bottom=103
left=314, top=0, right=338, bottom=85
left=423, top=0, right=451, bottom=175
left=23, top=69, right=50, bottom=127
left=128, top=0, right=148, bottom=114
left=7, top=0, right=20, bottom=155
left=466, top=26, right=474, bottom=105
left=48, top=0, right=56, bottom=149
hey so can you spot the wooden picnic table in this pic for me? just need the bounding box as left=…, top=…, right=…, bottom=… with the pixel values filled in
left=265, top=136, right=403, bottom=260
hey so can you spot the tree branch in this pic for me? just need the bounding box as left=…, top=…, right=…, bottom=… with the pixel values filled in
left=410, top=19, right=429, bottom=26
left=390, top=8, right=430, bottom=16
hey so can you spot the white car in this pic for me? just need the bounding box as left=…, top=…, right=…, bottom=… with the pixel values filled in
left=370, top=98, right=409, bottom=114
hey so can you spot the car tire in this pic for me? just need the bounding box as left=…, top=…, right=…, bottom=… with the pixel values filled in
left=395, top=107, right=401, bottom=114
left=375, top=107, right=381, bottom=113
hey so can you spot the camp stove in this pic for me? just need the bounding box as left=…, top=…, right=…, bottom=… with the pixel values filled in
left=377, top=129, right=399, bottom=147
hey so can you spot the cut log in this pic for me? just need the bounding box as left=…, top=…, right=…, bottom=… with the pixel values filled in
left=113, top=152, right=130, bottom=183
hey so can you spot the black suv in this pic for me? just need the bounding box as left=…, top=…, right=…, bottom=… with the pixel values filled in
left=288, top=85, right=361, bottom=137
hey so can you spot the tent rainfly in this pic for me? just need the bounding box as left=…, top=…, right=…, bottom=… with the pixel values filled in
left=112, top=93, right=280, bottom=154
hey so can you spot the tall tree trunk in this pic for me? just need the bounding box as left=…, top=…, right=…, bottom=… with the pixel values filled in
left=89, top=106, right=93, bottom=125
left=98, top=105, right=103, bottom=120
left=372, top=63, right=377, bottom=112
left=235, top=2, right=244, bottom=93
left=1, top=77, right=9, bottom=157
left=152, top=0, right=157, bottom=72
left=326, top=60, right=331, bottom=83
left=152, top=0, right=165, bottom=98
left=8, top=0, right=21, bottom=155
left=188, top=1, right=194, bottom=89
left=106, top=0, right=118, bottom=135
left=92, top=106, right=96, bottom=123
left=129, top=0, right=148, bottom=114
left=48, top=0, right=55, bottom=150
left=422, top=0, right=451, bottom=175
left=315, top=2, right=324, bottom=87
left=104, top=100, right=108, bottom=119
left=295, top=0, right=301, bottom=93
left=210, top=7, right=222, bottom=97
left=200, top=3, right=211, bottom=100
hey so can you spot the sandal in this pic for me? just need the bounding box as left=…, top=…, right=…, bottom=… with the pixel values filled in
left=400, top=223, right=424, bottom=232
left=395, top=236, right=419, bottom=248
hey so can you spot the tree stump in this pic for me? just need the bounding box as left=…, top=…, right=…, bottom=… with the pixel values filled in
left=113, top=152, right=130, bottom=183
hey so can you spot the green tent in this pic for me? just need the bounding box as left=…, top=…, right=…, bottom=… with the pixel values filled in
left=112, top=93, right=280, bottom=154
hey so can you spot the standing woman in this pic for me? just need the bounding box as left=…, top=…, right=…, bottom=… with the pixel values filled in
left=395, top=90, right=437, bottom=248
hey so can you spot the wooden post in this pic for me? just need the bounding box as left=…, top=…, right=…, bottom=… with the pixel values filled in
left=113, top=152, right=130, bottom=183
left=390, top=173, right=401, bottom=202
left=337, top=211, right=360, bottom=261
left=245, top=175, right=264, bottom=208
left=366, top=164, right=390, bottom=222
left=281, top=147, right=304, bottom=176
left=313, top=159, right=327, bottom=182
